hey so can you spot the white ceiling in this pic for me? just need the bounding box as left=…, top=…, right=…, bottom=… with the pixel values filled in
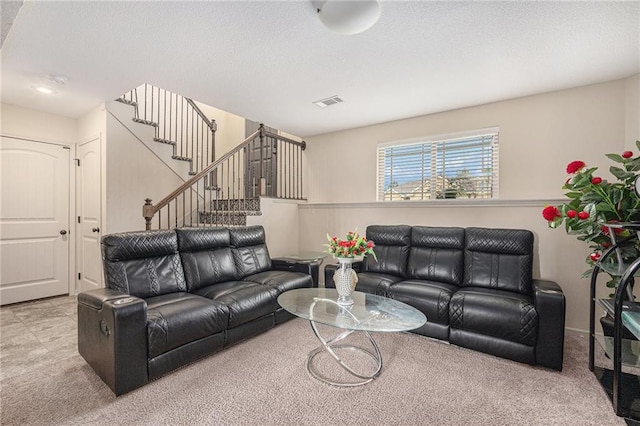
left=1, top=1, right=639, bottom=138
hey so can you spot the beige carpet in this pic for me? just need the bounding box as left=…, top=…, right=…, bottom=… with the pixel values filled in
left=0, top=318, right=624, bottom=425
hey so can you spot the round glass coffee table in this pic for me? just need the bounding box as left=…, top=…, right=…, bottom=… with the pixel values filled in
left=277, top=288, right=426, bottom=387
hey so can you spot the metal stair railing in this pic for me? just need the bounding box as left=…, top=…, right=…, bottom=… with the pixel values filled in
left=143, top=124, right=306, bottom=230
left=118, top=83, right=217, bottom=175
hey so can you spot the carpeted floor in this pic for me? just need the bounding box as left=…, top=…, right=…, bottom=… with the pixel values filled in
left=0, top=315, right=626, bottom=425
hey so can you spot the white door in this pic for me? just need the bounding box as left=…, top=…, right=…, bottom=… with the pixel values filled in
left=76, top=137, right=103, bottom=292
left=0, top=137, right=70, bottom=305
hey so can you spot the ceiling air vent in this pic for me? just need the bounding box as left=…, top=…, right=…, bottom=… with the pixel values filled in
left=312, top=95, right=344, bottom=108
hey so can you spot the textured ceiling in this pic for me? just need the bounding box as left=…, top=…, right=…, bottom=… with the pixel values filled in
left=1, top=1, right=639, bottom=137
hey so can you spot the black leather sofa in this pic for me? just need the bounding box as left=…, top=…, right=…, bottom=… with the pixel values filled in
left=78, top=225, right=314, bottom=395
left=325, top=225, right=566, bottom=371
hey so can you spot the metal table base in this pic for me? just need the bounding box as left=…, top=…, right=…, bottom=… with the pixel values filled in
left=306, top=299, right=382, bottom=387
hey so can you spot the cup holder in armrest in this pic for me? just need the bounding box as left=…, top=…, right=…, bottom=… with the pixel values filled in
left=113, top=297, right=136, bottom=305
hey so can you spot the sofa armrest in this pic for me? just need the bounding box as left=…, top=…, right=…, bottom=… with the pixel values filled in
left=77, top=289, right=148, bottom=395
left=271, top=258, right=320, bottom=287
left=324, top=261, right=363, bottom=288
left=532, top=279, right=566, bottom=371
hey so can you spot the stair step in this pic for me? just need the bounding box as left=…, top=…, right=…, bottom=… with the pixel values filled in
left=199, top=211, right=249, bottom=226
left=205, top=185, right=221, bottom=191
left=171, top=155, right=193, bottom=162
left=210, top=198, right=260, bottom=212
left=132, top=117, right=158, bottom=127
left=153, top=137, right=176, bottom=146
left=115, top=98, right=138, bottom=107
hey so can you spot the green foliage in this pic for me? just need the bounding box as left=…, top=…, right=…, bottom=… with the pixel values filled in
left=325, top=230, right=378, bottom=261
left=544, top=142, right=640, bottom=284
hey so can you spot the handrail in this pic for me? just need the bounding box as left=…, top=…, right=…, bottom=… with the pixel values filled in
left=143, top=123, right=306, bottom=229
left=147, top=128, right=261, bottom=213
left=185, top=98, right=217, bottom=133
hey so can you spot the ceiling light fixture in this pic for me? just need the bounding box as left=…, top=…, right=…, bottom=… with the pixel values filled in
left=317, top=0, right=381, bottom=35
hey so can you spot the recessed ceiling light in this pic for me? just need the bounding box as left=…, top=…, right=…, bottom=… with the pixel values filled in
left=313, top=95, right=344, bottom=108
left=34, top=86, right=56, bottom=95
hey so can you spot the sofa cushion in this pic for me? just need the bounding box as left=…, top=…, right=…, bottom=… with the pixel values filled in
left=449, top=287, right=538, bottom=346
left=388, top=279, right=458, bottom=325
left=363, top=225, right=411, bottom=278
left=230, top=226, right=272, bottom=278
left=354, top=272, right=402, bottom=296
left=176, top=228, right=238, bottom=292
left=464, top=227, right=534, bottom=295
left=195, top=281, right=279, bottom=328
left=146, top=293, right=228, bottom=359
left=244, top=270, right=313, bottom=294
left=407, top=226, right=464, bottom=286
left=102, top=230, right=186, bottom=298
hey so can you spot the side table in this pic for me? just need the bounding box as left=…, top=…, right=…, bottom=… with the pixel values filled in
left=273, top=251, right=327, bottom=287
left=589, top=221, right=640, bottom=421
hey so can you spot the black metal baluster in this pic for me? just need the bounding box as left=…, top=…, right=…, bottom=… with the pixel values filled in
left=288, top=142, right=292, bottom=198
left=162, top=89, right=166, bottom=142
left=191, top=107, right=194, bottom=166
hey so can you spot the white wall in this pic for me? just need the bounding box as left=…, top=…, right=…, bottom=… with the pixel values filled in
left=194, top=101, right=245, bottom=158
left=626, top=73, right=640, bottom=149
left=299, top=76, right=636, bottom=333
left=105, top=113, right=185, bottom=233
left=246, top=197, right=301, bottom=257
left=77, top=104, right=106, bottom=144
left=305, top=78, right=629, bottom=203
left=0, top=103, right=77, bottom=144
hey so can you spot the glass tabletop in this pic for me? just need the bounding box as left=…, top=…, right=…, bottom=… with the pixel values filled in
left=277, top=288, right=426, bottom=332
left=277, top=251, right=328, bottom=262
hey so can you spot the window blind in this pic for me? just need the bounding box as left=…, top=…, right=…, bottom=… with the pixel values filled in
left=377, top=130, right=499, bottom=201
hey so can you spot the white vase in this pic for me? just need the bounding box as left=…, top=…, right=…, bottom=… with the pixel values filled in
left=334, top=258, right=358, bottom=306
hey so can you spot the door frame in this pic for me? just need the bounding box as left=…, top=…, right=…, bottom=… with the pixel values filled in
left=74, top=134, right=103, bottom=293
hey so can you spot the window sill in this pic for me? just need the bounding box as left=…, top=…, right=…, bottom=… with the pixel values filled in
left=299, top=198, right=566, bottom=209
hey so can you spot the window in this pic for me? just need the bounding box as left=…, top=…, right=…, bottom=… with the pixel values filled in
left=377, top=128, right=499, bottom=201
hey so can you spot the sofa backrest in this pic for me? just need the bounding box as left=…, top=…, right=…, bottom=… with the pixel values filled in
left=463, top=227, right=534, bottom=295
left=408, top=226, right=465, bottom=286
left=230, top=226, right=272, bottom=278
left=363, top=225, right=411, bottom=278
left=101, top=230, right=186, bottom=299
left=176, top=227, right=238, bottom=292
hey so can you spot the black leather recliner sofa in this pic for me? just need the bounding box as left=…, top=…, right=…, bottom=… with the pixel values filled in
left=78, top=225, right=315, bottom=395
left=325, top=225, right=566, bottom=371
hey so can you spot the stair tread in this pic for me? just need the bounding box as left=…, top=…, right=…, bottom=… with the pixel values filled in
left=210, top=198, right=260, bottom=212
left=132, top=117, right=158, bottom=127
left=171, top=155, right=193, bottom=162
left=115, top=98, right=138, bottom=107
left=153, top=137, right=177, bottom=146
left=198, top=211, right=249, bottom=226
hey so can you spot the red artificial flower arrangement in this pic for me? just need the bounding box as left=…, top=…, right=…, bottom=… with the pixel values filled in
left=325, top=230, right=377, bottom=260
left=542, top=143, right=640, bottom=287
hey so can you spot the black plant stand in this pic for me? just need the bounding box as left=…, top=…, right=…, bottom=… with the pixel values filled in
left=589, top=222, right=640, bottom=421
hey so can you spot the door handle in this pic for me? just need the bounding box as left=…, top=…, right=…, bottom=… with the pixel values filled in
left=92, top=227, right=100, bottom=233
left=60, top=230, right=67, bottom=235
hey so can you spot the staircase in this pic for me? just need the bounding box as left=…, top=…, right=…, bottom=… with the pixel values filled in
left=118, top=84, right=306, bottom=229
left=116, top=83, right=217, bottom=176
